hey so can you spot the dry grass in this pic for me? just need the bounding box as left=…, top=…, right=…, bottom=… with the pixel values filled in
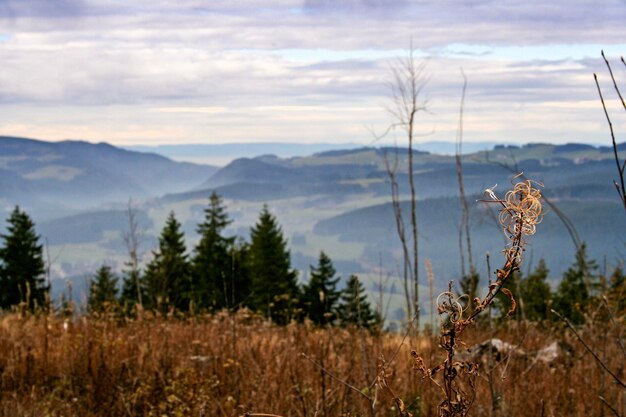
left=0, top=310, right=623, bottom=417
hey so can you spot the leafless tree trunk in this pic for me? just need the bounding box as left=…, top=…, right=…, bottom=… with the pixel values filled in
left=387, top=48, right=428, bottom=331
left=455, top=69, right=474, bottom=277
left=124, top=198, right=143, bottom=305
left=383, top=149, right=414, bottom=321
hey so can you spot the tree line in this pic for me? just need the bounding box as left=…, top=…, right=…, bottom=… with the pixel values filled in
left=0, top=198, right=622, bottom=327
left=461, top=245, right=625, bottom=325
left=0, top=195, right=379, bottom=328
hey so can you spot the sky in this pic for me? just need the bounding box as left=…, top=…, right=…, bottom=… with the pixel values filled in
left=0, top=0, right=625, bottom=147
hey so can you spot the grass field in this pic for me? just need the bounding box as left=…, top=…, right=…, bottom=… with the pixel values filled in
left=0, top=310, right=623, bottom=417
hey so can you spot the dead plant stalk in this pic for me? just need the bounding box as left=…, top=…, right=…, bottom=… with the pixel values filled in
left=410, top=176, right=544, bottom=417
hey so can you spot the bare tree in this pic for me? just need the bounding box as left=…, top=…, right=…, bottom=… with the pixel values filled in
left=384, top=48, right=429, bottom=330
left=123, top=198, right=144, bottom=305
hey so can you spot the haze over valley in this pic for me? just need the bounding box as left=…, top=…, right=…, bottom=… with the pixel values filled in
left=1, top=136, right=623, bottom=312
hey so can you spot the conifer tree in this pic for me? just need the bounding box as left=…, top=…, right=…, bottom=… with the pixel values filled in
left=606, top=266, right=625, bottom=314
left=224, top=238, right=252, bottom=310
left=191, top=192, right=234, bottom=310
left=144, top=212, right=191, bottom=313
left=120, top=267, right=146, bottom=313
left=553, top=244, right=596, bottom=324
left=302, top=251, right=340, bottom=325
left=0, top=206, right=48, bottom=310
left=248, top=205, right=299, bottom=323
left=337, top=275, right=378, bottom=328
left=88, top=265, right=119, bottom=313
left=520, top=258, right=552, bottom=321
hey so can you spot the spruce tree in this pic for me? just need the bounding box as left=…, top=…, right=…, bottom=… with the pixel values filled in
left=520, top=259, right=552, bottom=321
left=191, top=192, right=235, bottom=310
left=120, top=267, right=146, bottom=313
left=337, top=275, right=378, bottom=328
left=0, top=206, right=48, bottom=310
left=302, top=251, right=340, bottom=325
left=248, top=205, right=299, bottom=323
left=144, top=212, right=191, bottom=313
left=553, top=244, right=596, bottom=324
left=88, top=265, right=119, bottom=313
left=225, top=238, right=252, bottom=310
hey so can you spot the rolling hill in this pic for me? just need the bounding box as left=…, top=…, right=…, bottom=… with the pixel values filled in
left=1, top=137, right=624, bottom=304
left=0, top=136, right=218, bottom=219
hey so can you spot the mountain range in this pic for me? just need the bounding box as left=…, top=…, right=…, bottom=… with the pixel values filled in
left=0, top=136, right=217, bottom=219
left=124, top=141, right=500, bottom=165
left=0, top=136, right=624, bottom=304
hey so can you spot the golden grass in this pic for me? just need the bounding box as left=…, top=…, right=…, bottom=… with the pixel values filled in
left=0, top=311, right=623, bottom=417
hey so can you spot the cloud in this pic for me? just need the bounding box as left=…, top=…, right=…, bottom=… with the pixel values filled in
left=0, top=0, right=625, bottom=146
left=0, top=0, right=88, bottom=18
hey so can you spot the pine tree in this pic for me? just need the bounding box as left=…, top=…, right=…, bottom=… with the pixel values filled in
left=144, top=212, right=191, bottom=313
left=0, top=206, right=48, bottom=310
left=302, top=251, right=340, bottom=325
left=248, top=205, right=299, bottom=323
left=88, top=265, right=119, bottom=313
left=553, top=244, right=596, bottom=324
left=224, top=238, right=252, bottom=310
left=120, top=267, right=146, bottom=313
left=191, top=192, right=235, bottom=310
left=337, top=275, right=378, bottom=328
left=520, top=258, right=552, bottom=321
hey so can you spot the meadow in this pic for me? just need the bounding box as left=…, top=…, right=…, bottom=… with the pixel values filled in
left=0, top=309, right=623, bottom=417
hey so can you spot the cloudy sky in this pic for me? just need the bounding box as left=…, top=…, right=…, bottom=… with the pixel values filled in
left=0, top=0, right=625, bottom=147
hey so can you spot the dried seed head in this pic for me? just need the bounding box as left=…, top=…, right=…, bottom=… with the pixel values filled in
left=484, top=175, right=543, bottom=267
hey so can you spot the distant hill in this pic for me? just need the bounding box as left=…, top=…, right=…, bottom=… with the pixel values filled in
left=314, top=196, right=625, bottom=279
left=38, top=209, right=154, bottom=245
left=124, top=140, right=503, bottom=165
left=125, top=142, right=364, bottom=165
left=0, top=136, right=218, bottom=219
left=159, top=141, right=626, bottom=279
left=0, top=137, right=621, bottom=300
left=175, top=142, right=624, bottom=203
